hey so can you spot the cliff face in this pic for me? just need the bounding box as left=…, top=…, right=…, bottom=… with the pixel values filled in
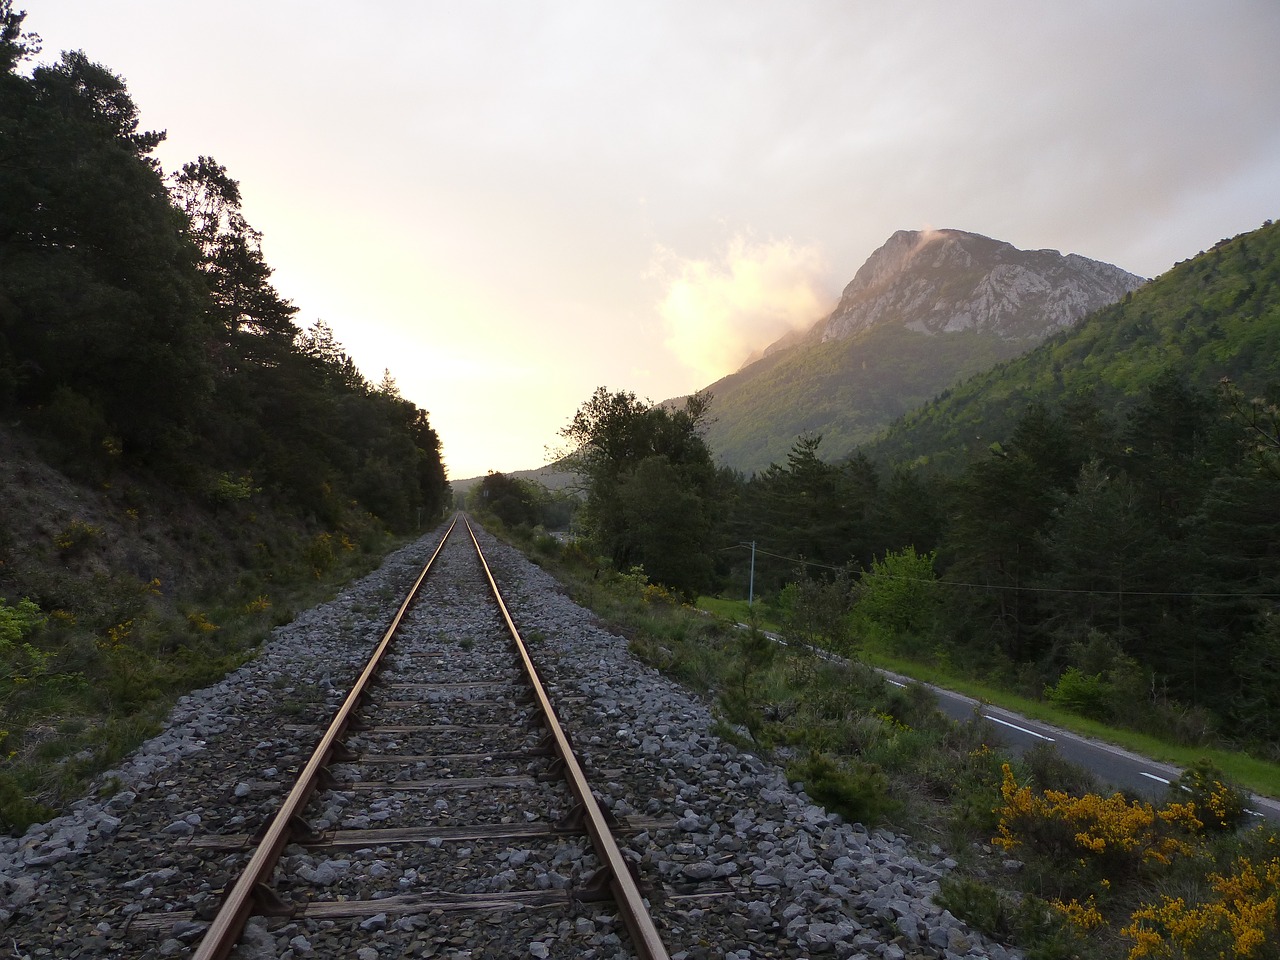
left=684, top=228, right=1146, bottom=473
left=815, top=228, right=1145, bottom=343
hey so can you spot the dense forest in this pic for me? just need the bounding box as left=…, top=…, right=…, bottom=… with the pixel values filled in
left=0, top=5, right=448, bottom=829
left=0, top=9, right=448, bottom=527
left=514, top=219, right=1280, bottom=756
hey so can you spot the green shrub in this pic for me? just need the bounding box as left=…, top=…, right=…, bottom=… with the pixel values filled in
left=0, top=597, right=49, bottom=683
left=208, top=472, right=260, bottom=504
left=854, top=546, right=940, bottom=651
left=936, top=879, right=1083, bottom=960
left=0, top=597, right=44, bottom=646
left=1044, top=666, right=1111, bottom=720
left=787, top=750, right=895, bottom=825
left=1171, top=760, right=1249, bottom=833
left=0, top=773, right=54, bottom=835
left=53, top=519, right=101, bottom=559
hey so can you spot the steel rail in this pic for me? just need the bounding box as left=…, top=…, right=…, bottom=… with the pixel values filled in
left=190, top=515, right=458, bottom=960
left=463, top=517, right=672, bottom=960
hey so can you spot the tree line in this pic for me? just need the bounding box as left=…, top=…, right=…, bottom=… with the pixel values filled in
left=536, top=374, right=1277, bottom=751
left=511, top=212, right=1280, bottom=757
left=0, top=5, right=448, bottom=531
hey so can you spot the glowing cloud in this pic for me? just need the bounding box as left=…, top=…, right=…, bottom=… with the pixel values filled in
left=652, top=234, right=835, bottom=382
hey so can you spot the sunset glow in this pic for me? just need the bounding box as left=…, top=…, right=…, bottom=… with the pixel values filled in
left=25, top=2, right=1280, bottom=479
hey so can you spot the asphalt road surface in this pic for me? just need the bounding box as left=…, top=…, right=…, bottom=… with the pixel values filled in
left=746, top=623, right=1280, bottom=825
left=877, top=666, right=1280, bottom=825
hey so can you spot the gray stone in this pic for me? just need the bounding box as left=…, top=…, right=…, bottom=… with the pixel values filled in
left=681, top=861, right=717, bottom=881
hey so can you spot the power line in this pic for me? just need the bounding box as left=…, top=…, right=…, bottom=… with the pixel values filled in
left=720, top=543, right=1280, bottom=599
left=719, top=542, right=847, bottom=571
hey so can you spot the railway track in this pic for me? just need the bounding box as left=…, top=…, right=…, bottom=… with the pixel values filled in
left=144, top=515, right=670, bottom=959
left=7, top=516, right=997, bottom=959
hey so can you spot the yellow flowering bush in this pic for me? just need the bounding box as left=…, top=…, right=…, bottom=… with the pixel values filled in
left=1124, top=856, right=1280, bottom=959
left=643, top=582, right=677, bottom=605
left=53, top=519, right=100, bottom=556
left=97, top=619, right=133, bottom=651
left=243, top=595, right=272, bottom=614
left=186, top=611, right=219, bottom=634
left=1052, top=896, right=1107, bottom=932
left=994, top=763, right=1201, bottom=884
left=1174, top=760, right=1248, bottom=833
left=307, top=532, right=336, bottom=576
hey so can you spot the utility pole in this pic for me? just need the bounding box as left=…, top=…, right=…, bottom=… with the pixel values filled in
left=746, top=540, right=756, bottom=606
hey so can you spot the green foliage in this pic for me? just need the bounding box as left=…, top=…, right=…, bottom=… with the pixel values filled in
left=786, top=750, right=895, bottom=826
left=560, top=387, right=717, bottom=597
left=936, top=880, right=1084, bottom=960
left=0, top=2, right=41, bottom=72
left=1171, top=760, right=1249, bottom=834
left=208, top=472, right=260, bottom=505
left=872, top=220, right=1280, bottom=471
left=0, top=597, right=48, bottom=683
left=0, top=596, right=42, bottom=646
left=854, top=546, right=939, bottom=649
left=53, top=520, right=101, bottom=559
left=0, top=41, right=448, bottom=533
left=0, top=24, right=453, bottom=822
left=1041, top=633, right=1151, bottom=727
left=722, top=436, right=885, bottom=595
left=718, top=624, right=776, bottom=746
left=779, top=566, right=856, bottom=652
left=704, top=323, right=1028, bottom=474
left=1044, top=666, right=1110, bottom=720
left=467, top=471, right=575, bottom=533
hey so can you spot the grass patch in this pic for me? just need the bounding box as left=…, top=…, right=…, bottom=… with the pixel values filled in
left=1, top=513, right=411, bottom=835
left=856, top=643, right=1280, bottom=801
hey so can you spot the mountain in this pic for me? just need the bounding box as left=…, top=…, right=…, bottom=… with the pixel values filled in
left=692, top=229, right=1146, bottom=473
left=868, top=218, right=1280, bottom=469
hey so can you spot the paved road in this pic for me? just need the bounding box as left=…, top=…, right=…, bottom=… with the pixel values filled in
left=745, top=623, right=1280, bottom=824
left=877, top=666, right=1280, bottom=824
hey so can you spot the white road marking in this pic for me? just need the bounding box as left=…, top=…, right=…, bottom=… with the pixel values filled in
left=983, top=714, right=1055, bottom=742
left=1139, top=772, right=1171, bottom=784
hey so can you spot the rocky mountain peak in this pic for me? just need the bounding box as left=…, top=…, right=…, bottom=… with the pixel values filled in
left=814, top=228, right=1145, bottom=343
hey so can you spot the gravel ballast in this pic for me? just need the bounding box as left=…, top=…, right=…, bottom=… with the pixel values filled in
left=1, top=520, right=1019, bottom=959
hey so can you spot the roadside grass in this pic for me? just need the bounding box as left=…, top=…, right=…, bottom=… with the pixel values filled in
left=862, top=646, right=1280, bottom=801
left=696, top=594, right=1280, bottom=801
left=488, top=525, right=1280, bottom=960
left=0, top=518, right=408, bottom=834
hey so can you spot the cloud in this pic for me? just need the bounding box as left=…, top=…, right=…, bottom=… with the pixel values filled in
left=652, top=234, right=835, bottom=382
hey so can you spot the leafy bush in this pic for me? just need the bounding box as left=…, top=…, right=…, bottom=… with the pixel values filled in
left=1171, top=760, right=1249, bottom=834
left=53, top=519, right=101, bottom=558
left=1124, top=855, right=1280, bottom=960
left=0, top=597, right=48, bottom=683
left=1020, top=741, right=1102, bottom=797
left=208, top=472, right=259, bottom=504
left=937, top=878, right=1091, bottom=960
left=787, top=750, right=895, bottom=825
left=854, top=546, right=939, bottom=652
left=1045, top=666, right=1111, bottom=719
left=780, top=567, right=856, bottom=653
left=994, top=763, right=1202, bottom=892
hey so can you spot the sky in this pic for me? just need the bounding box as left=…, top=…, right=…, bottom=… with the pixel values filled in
left=24, top=1, right=1280, bottom=480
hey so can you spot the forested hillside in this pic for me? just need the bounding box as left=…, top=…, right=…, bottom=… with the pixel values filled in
left=689, top=228, right=1143, bottom=473
left=696, top=323, right=1028, bottom=472
left=721, top=220, right=1280, bottom=749
left=0, top=20, right=447, bottom=527
left=538, top=220, right=1280, bottom=758
left=0, top=7, right=448, bottom=829
left=483, top=223, right=1280, bottom=960
left=872, top=220, right=1280, bottom=469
